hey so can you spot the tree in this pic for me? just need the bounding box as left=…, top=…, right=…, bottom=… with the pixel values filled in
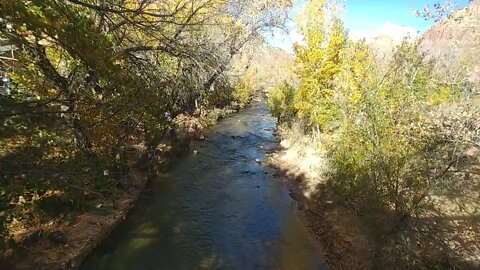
left=293, top=0, right=347, bottom=132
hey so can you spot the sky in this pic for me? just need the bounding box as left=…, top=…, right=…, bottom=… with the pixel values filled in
left=267, top=0, right=470, bottom=54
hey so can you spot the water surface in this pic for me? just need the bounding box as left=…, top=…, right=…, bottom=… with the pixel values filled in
left=82, top=101, right=327, bottom=270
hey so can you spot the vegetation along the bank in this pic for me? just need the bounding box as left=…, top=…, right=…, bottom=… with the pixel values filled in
left=0, top=0, right=479, bottom=269
left=268, top=0, right=480, bottom=268
left=0, top=0, right=293, bottom=263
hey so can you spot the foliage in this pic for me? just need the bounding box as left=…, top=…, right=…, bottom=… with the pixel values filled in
left=414, top=1, right=458, bottom=21
left=274, top=0, right=480, bottom=267
left=233, top=80, right=253, bottom=105
left=268, top=81, right=296, bottom=124
left=289, top=0, right=467, bottom=218
left=293, top=0, right=348, bottom=131
left=232, top=68, right=256, bottom=105
left=327, top=39, right=469, bottom=218
left=0, top=0, right=293, bottom=250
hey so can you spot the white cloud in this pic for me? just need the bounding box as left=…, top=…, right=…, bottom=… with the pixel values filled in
left=268, top=22, right=418, bottom=54
left=350, top=22, right=418, bottom=42
left=379, top=23, right=418, bottom=41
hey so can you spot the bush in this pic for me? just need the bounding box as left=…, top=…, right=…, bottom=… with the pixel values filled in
left=326, top=40, right=463, bottom=216
left=268, top=81, right=296, bottom=124
left=232, top=68, right=257, bottom=105
left=233, top=80, right=254, bottom=105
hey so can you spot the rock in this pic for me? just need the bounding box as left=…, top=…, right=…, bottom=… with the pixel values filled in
left=325, top=200, right=334, bottom=210
left=23, top=230, right=43, bottom=246
left=64, top=216, right=79, bottom=226
left=48, top=231, right=68, bottom=245
left=420, top=0, right=480, bottom=84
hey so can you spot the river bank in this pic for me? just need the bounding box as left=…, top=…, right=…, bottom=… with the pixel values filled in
left=4, top=104, right=240, bottom=270
left=267, top=125, right=374, bottom=270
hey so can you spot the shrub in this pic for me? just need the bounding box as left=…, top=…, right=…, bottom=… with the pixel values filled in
left=327, top=40, right=471, bottom=220
left=268, top=81, right=296, bottom=124
left=232, top=68, right=257, bottom=105
left=233, top=80, right=254, bottom=105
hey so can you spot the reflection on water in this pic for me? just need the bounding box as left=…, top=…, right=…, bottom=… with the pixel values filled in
left=82, top=101, right=327, bottom=270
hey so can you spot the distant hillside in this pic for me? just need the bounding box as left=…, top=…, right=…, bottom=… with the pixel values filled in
left=368, top=35, right=397, bottom=64
left=230, top=45, right=296, bottom=92
left=250, top=46, right=296, bottom=91
left=420, top=0, right=480, bottom=83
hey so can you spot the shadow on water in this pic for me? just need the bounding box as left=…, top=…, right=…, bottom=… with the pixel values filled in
left=81, top=101, right=327, bottom=270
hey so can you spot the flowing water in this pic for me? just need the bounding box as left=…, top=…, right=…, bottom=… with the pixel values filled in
left=82, top=100, right=327, bottom=270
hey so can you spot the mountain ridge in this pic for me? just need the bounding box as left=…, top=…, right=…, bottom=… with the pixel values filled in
left=420, top=0, right=480, bottom=83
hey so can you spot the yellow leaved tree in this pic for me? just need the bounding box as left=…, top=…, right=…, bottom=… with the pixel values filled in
left=293, top=0, right=347, bottom=132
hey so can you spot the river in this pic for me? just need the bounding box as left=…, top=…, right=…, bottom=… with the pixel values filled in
left=81, top=100, right=327, bottom=270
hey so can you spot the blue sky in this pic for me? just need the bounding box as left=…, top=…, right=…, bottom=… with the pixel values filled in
left=267, top=0, right=470, bottom=53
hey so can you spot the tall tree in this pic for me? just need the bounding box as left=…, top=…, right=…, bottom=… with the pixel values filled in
left=293, top=0, right=347, bottom=131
